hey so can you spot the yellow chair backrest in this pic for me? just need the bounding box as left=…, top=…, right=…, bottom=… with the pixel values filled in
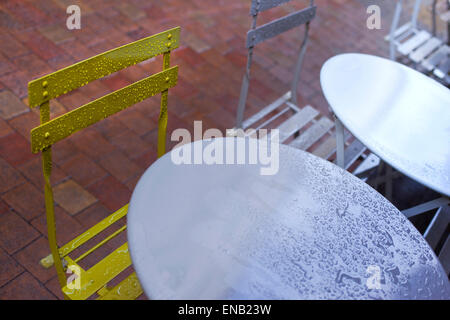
left=29, top=26, right=180, bottom=156
left=28, top=27, right=180, bottom=294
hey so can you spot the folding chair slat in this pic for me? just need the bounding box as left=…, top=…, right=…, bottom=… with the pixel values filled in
left=421, top=45, right=450, bottom=71
left=246, top=6, right=316, bottom=48
left=60, top=204, right=128, bottom=258
left=62, top=242, right=132, bottom=300
left=289, top=116, right=333, bottom=151
left=97, top=272, right=143, bottom=300
left=242, top=91, right=291, bottom=129
left=277, top=105, right=318, bottom=143
left=397, top=30, right=431, bottom=55
left=385, top=22, right=413, bottom=41
left=433, top=57, right=450, bottom=79
left=312, top=135, right=337, bottom=160
left=31, top=67, right=178, bottom=153
left=353, top=153, right=380, bottom=177
left=250, top=0, right=292, bottom=15
left=424, top=206, right=450, bottom=250
left=312, top=130, right=352, bottom=160
left=339, top=139, right=366, bottom=170
left=409, top=37, right=442, bottom=63
left=440, top=10, right=450, bottom=22
left=28, top=27, right=180, bottom=107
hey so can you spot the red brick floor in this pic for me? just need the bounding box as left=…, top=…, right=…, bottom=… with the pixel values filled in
left=0, top=0, right=394, bottom=299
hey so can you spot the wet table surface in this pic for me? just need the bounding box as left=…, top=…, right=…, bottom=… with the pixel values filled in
left=127, top=137, right=450, bottom=299
left=320, top=53, right=450, bottom=197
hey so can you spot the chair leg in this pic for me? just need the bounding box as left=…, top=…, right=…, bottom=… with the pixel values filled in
left=334, top=116, right=345, bottom=169
left=385, top=163, right=394, bottom=201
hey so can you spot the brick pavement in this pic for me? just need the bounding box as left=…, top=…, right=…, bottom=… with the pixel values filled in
left=0, top=0, right=437, bottom=299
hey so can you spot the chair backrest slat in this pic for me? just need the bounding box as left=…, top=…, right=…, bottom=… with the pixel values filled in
left=30, top=66, right=178, bottom=153
left=250, top=0, right=292, bottom=15
left=246, top=6, right=316, bottom=48
left=28, top=27, right=180, bottom=108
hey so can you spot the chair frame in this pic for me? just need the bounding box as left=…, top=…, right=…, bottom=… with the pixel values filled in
left=28, top=27, right=180, bottom=300
left=387, top=0, right=449, bottom=84
left=235, top=0, right=316, bottom=130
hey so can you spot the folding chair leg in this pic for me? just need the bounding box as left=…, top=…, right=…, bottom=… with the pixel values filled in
left=334, top=117, right=345, bottom=169
left=389, top=0, right=403, bottom=60
left=236, top=73, right=250, bottom=128
left=424, top=205, right=450, bottom=250
left=401, top=197, right=450, bottom=218
left=290, top=23, right=310, bottom=106
left=385, top=164, right=393, bottom=201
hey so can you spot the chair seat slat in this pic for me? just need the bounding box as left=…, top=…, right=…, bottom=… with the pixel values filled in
left=62, top=243, right=132, bottom=300
left=58, top=204, right=129, bottom=258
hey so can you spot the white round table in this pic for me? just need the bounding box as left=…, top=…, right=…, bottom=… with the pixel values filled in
left=320, top=53, right=450, bottom=197
left=127, top=137, right=449, bottom=299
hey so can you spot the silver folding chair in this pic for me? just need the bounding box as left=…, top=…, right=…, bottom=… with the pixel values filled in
left=234, top=0, right=376, bottom=172
left=387, top=0, right=449, bottom=85
left=386, top=0, right=450, bottom=276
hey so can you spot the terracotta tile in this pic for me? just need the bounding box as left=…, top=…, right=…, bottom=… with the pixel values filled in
left=0, top=90, right=29, bottom=120
left=51, top=139, right=78, bottom=166
left=87, top=176, right=131, bottom=212
left=44, top=275, right=64, bottom=300
left=109, top=129, right=152, bottom=160
left=3, top=1, right=49, bottom=27
left=0, top=246, right=24, bottom=287
left=60, top=153, right=107, bottom=187
left=7, top=109, right=40, bottom=141
left=74, top=202, right=111, bottom=229
left=121, top=65, right=150, bottom=82
left=0, top=272, right=56, bottom=300
left=0, top=33, right=29, bottom=59
left=13, top=237, right=56, bottom=283
left=0, top=157, right=26, bottom=194
left=0, top=209, right=40, bottom=254
left=101, top=74, right=132, bottom=92
left=94, top=117, right=129, bottom=140
left=17, top=156, right=67, bottom=189
left=132, top=149, right=158, bottom=171
left=46, top=53, right=75, bottom=70
left=125, top=174, right=142, bottom=192
left=77, top=81, right=110, bottom=101
left=57, top=90, right=92, bottom=111
left=12, top=53, right=52, bottom=79
left=53, top=179, right=97, bottom=216
left=30, top=205, right=84, bottom=247
left=116, top=108, right=157, bottom=136
left=1, top=182, right=45, bottom=221
left=0, top=199, right=8, bottom=213
left=69, top=128, right=116, bottom=159
left=0, top=54, right=17, bottom=77
left=116, top=3, right=147, bottom=21
left=0, top=118, right=14, bottom=138
left=0, top=70, right=29, bottom=98
left=59, top=38, right=95, bottom=62
left=98, top=150, right=142, bottom=183
left=38, top=23, right=75, bottom=44
left=17, top=30, right=64, bottom=61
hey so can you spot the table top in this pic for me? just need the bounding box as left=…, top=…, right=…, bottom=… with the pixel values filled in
left=127, top=137, right=450, bottom=299
left=320, top=53, right=450, bottom=197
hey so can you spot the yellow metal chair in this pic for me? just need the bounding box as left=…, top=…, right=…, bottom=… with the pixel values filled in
left=28, top=27, right=180, bottom=300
